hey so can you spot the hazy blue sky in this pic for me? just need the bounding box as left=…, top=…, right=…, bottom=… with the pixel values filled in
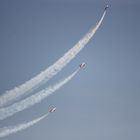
left=0, top=0, right=140, bottom=140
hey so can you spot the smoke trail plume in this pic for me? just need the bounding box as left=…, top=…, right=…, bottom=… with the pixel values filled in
left=0, top=112, right=50, bottom=138
left=0, top=68, right=79, bottom=120
left=0, top=8, right=107, bottom=107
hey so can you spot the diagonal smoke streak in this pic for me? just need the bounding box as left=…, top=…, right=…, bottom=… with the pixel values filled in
left=0, top=68, right=79, bottom=120
left=0, top=112, right=50, bottom=138
left=0, top=8, right=107, bottom=107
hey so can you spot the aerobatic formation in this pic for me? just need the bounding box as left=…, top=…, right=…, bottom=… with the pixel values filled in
left=0, top=67, right=81, bottom=120
left=0, top=5, right=108, bottom=138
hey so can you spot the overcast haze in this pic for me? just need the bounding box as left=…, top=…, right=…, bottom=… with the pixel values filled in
left=0, top=0, right=140, bottom=140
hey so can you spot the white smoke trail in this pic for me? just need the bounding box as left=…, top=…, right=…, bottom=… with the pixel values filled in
left=0, top=8, right=107, bottom=107
left=0, top=112, right=50, bottom=138
left=0, top=68, right=79, bottom=120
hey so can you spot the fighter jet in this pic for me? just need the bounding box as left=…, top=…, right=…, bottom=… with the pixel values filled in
left=105, top=4, right=109, bottom=10
left=79, top=62, right=86, bottom=68
left=49, top=107, right=56, bottom=113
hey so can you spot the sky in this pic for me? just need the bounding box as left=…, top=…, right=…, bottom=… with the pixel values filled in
left=0, top=0, right=140, bottom=140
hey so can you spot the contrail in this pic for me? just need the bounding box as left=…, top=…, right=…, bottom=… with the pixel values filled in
left=0, top=112, right=50, bottom=138
left=0, top=7, right=108, bottom=107
left=0, top=68, right=80, bottom=120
